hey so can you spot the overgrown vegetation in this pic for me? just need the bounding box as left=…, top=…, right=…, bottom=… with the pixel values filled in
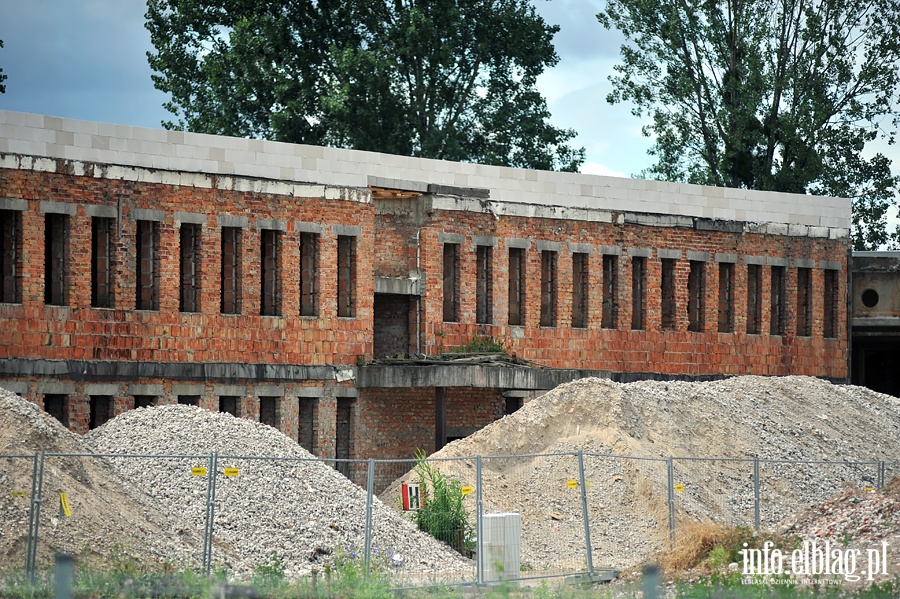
left=410, top=449, right=474, bottom=556
left=452, top=335, right=505, bottom=354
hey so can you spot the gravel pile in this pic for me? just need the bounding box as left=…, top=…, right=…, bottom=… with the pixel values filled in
left=85, top=404, right=472, bottom=581
left=0, top=389, right=201, bottom=571
left=384, top=376, right=900, bottom=573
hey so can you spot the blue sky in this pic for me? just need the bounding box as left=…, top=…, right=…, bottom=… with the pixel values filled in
left=0, top=0, right=652, bottom=178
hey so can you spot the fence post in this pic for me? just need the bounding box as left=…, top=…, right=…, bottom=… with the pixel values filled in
left=753, top=457, right=760, bottom=531
left=202, top=452, right=218, bottom=576
left=364, top=458, right=374, bottom=576
left=577, top=451, right=595, bottom=579
left=475, top=455, right=483, bottom=586
left=666, top=458, right=675, bottom=543
left=54, top=554, right=74, bottom=599
left=25, top=450, right=45, bottom=583
left=878, top=460, right=885, bottom=489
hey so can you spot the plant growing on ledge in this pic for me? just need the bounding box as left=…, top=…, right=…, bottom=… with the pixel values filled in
left=453, top=335, right=505, bottom=354
left=409, top=449, right=474, bottom=556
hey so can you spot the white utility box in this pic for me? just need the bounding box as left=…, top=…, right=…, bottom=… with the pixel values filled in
left=481, top=512, right=521, bottom=582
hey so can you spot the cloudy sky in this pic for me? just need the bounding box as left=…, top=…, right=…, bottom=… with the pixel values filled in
left=0, top=0, right=652, bottom=178
left=0, top=0, right=897, bottom=201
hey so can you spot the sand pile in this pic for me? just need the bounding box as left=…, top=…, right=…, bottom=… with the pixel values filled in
left=384, top=376, right=900, bottom=573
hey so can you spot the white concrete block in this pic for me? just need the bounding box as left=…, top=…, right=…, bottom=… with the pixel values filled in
left=8, top=139, right=47, bottom=155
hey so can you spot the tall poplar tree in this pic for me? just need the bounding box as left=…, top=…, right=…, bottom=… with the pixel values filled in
left=598, top=0, right=900, bottom=248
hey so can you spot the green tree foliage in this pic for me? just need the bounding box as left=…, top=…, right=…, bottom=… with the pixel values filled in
left=0, top=40, right=7, bottom=94
left=598, top=0, right=900, bottom=249
left=145, top=0, right=584, bottom=172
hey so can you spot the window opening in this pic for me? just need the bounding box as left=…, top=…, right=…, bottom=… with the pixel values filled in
left=221, top=227, right=242, bottom=314
left=688, top=261, right=705, bottom=332
left=540, top=250, right=557, bottom=327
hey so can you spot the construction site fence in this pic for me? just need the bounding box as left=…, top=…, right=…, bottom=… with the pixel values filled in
left=2, top=451, right=897, bottom=588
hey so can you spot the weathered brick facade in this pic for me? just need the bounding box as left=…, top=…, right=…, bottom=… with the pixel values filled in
left=0, top=111, right=852, bottom=470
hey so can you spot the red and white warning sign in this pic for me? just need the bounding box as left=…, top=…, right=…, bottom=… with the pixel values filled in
left=401, top=483, right=421, bottom=511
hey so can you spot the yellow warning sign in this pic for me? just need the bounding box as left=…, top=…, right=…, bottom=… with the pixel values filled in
left=59, top=492, right=72, bottom=517
left=10, top=491, right=27, bottom=497
left=675, top=483, right=685, bottom=493
left=461, top=485, right=473, bottom=496
left=191, top=467, right=207, bottom=476
left=566, top=480, right=579, bottom=489
left=224, top=468, right=240, bottom=477
left=865, top=487, right=875, bottom=492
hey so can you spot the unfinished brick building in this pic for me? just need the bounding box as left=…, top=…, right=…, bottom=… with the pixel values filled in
left=0, top=110, right=851, bottom=481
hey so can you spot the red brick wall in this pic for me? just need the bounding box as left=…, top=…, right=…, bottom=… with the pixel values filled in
left=419, top=211, right=849, bottom=380
left=0, top=169, right=374, bottom=365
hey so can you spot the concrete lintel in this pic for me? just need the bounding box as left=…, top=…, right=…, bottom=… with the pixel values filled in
left=687, top=251, right=710, bottom=262
left=598, top=245, right=622, bottom=256
left=256, top=385, right=285, bottom=397
left=505, top=238, right=530, bottom=249
left=128, top=384, right=164, bottom=396
left=217, top=215, right=250, bottom=228
left=0, top=381, right=28, bottom=394
left=83, top=383, right=121, bottom=396
left=375, top=276, right=421, bottom=296
left=438, top=232, right=466, bottom=244
left=356, top=364, right=606, bottom=389
left=35, top=382, right=75, bottom=395
left=427, top=183, right=490, bottom=199
left=658, top=248, right=681, bottom=260
left=256, top=218, right=287, bottom=231
left=295, top=387, right=325, bottom=398
left=83, top=204, right=117, bottom=219
left=767, top=257, right=789, bottom=267
left=502, top=390, right=534, bottom=398
left=332, top=386, right=359, bottom=398
left=295, top=221, right=323, bottom=234
left=793, top=258, right=816, bottom=269
left=715, top=253, right=738, bottom=264
left=0, top=198, right=28, bottom=211
left=174, top=211, right=206, bottom=225
left=744, top=255, right=767, bottom=266
left=627, top=247, right=652, bottom=258
left=213, top=384, right=246, bottom=396
left=820, top=260, right=843, bottom=270
left=132, top=208, right=165, bottom=222
left=333, top=224, right=362, bottom=237
left=536, top=240, right=563, bottom=252
left=39, top=201, right=77, bottom=216
left=473, top=235, right=498, bottom=247
left=367, top=176, right=429, bottom=193
left=852, top=317, right=900, bottom=329
left=172, top=384, right=205, bottom=396
left=567, top=242, right=594, bottom=255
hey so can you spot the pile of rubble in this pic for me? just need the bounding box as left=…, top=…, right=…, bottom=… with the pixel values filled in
left=85, top=404, right=471, bottom=580
left=0, top=389, right=201, bottom=571
left=386, top=376, right=900, bottom=573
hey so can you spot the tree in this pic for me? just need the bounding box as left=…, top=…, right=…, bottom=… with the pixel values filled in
left=0, top=40, right=7, bottom=94
left=145, top=0, right=584, bottom=172
left=598, top=0, right=900, bottom=249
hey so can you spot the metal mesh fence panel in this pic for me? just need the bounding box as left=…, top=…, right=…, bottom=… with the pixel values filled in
left=582, top=453, right=669, bottom=571
left=34, top=454, right=207, bottom=573
left=370, top=456, right=476, bottom=587
left=881, top=461, right=900, bottom=486
left=672, top=458, right=755, bottom=535
left=478, top=452, right=586, bottom=581
left=0, top=453, right=36, bottom=574
left=758, top=460, right=878, bottom=530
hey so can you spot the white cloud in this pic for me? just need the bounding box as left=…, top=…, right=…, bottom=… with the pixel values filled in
left=579, top=161, right=627, bottom=178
